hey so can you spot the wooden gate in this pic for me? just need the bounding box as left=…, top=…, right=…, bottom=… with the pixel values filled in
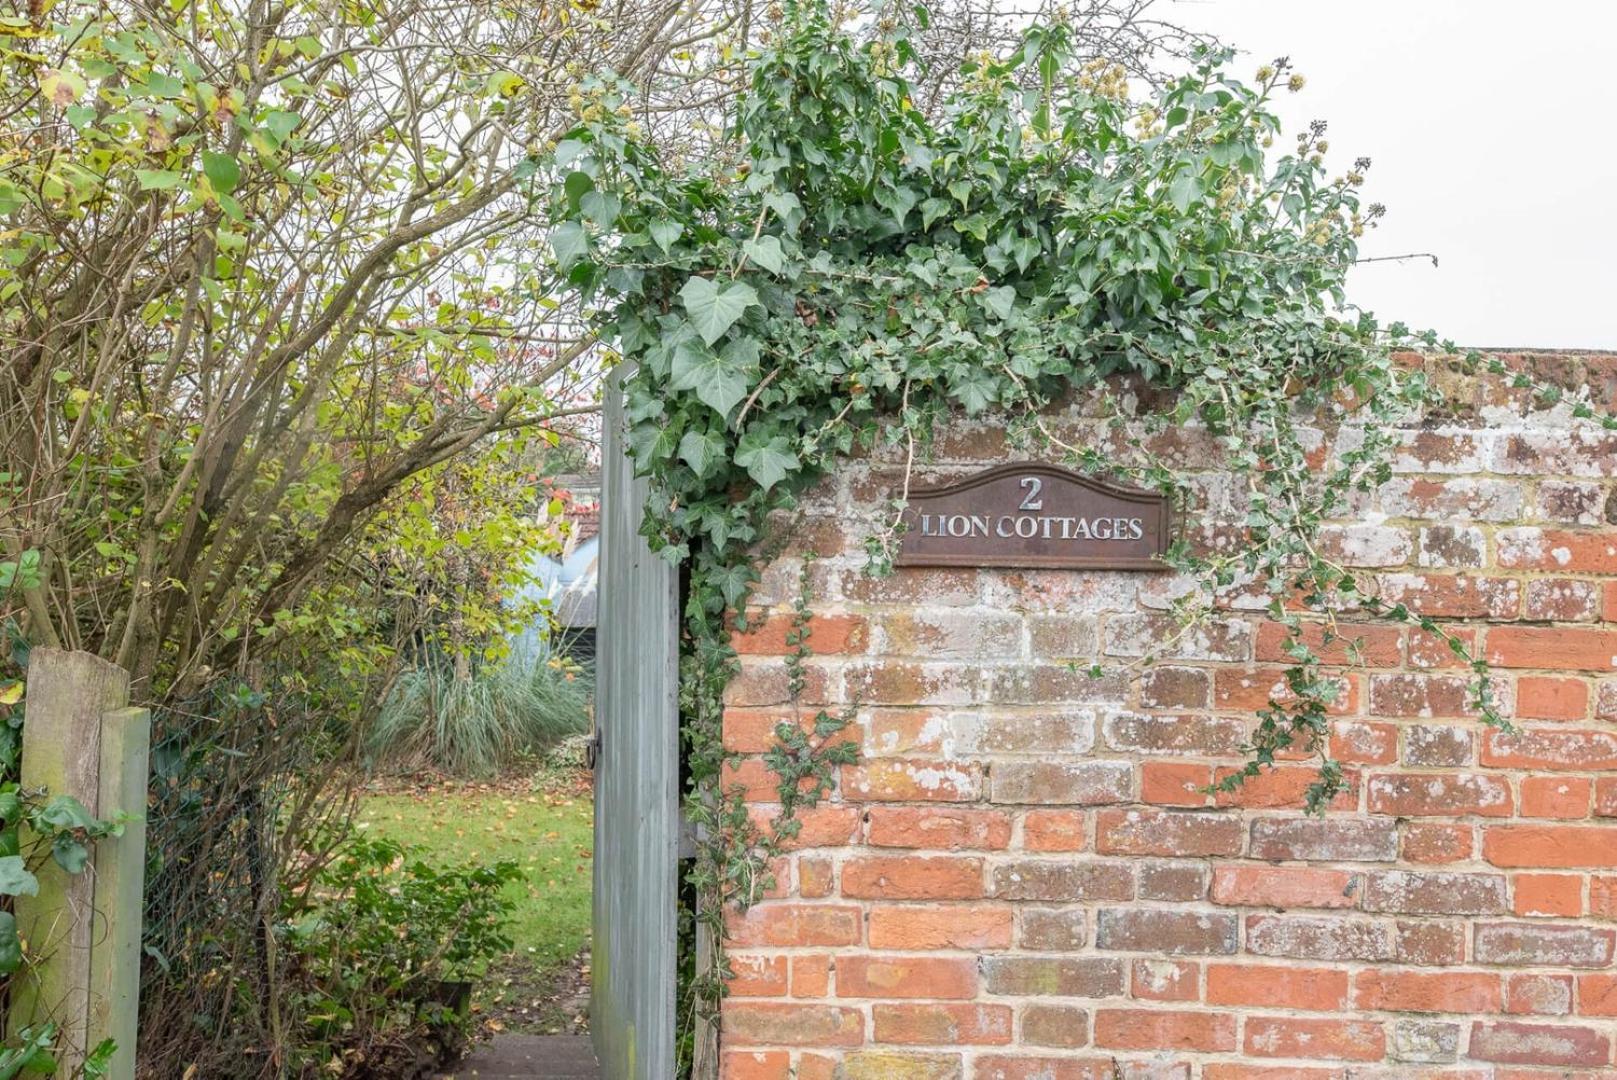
left=592, top=369, right=680, bottom=1079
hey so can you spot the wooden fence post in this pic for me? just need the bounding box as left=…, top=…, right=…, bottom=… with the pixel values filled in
left=8, top=648, right=148, bottom=1080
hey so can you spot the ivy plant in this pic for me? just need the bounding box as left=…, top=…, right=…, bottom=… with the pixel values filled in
left=546, top=2, right=1606, bottom=1061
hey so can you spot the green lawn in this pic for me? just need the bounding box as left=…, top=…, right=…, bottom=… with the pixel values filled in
left=357, top=784, right=594, bottom=976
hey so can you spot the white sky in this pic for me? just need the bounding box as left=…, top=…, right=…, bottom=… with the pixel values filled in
left=1166, top=0, right=1616, bottom=349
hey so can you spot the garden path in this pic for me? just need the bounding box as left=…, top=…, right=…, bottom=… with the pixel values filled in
left=442, top=1035, right=599, bottom=1079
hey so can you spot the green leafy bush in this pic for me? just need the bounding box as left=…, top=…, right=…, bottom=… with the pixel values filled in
left=367, top=656, right=592, bottom=777
left=280, top=835, right=520, bottom=1078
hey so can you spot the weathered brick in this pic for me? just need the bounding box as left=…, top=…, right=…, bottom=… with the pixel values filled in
left=841, top=856, right=984, bottom=900
left=1102, top=614, right=1253, bottom=662
left=1402, top=725, right=1475, bottom=767
left=1213, top=766, right=1359, bottom=811
left=1368, top=773, right=1513, bottom=818
left=1514, top=677, right=1590, bottom=721
left=1136, top=861, right=1209, bottom=902
left=727, top=904, right=863, bottom=947
left=721, top=1050, right=790, bottom=1080
left=948, top=710, right=1096, bottom=756
left=1103, top=712, right=1247, bottom=756
left=1131, top=959, right=1199, bottom=1002
left=1524, top=579, right=1602, bottom=622
left=793, top=955, right=831, bottom=997
left=1376, top=573, right=1521, bottom=619
left=1319, top=524, right=1414, bottom=568
left=971, top=1057, right=1175, bottom=1080
left=1418, top=524, right=1487, bottom=568
left=1467, top=1020, right=1611, bottom=1067
left=1331, top=721, right=1400, bottom=765
left=1244, top=1016, right=1385, bottom=1061
left=872, top=1003, right=1013, bottom=1045
left=1512, top=870, right=1585, bottom=915
left=838, top=955, right=977, bottom=999
left=989, top=761, right=1132, bottom=806
left=1362, top=870, right=1506, bottom=917
left=728, top=954, right=790, bottom=996
left=1249, top=817, right=1397, bottom=862
left=1026, top=614, right=1098, bottom=659
left=1495, top=527, right=1617, bottom=573
left=1401, top=822, right=1475, bottom=864
left=1534, top=480, right=1608, bottom=525
left=1576, top=973, right=1617, bottom=1017
left=831, top=1051, right=963, bottom=1080
left=1395, top=920, right=1467, bottom=966
left=1094, top=1008, right=1236, bottom=1052
left=1256, top=620, right=1403, bottom=666
left=985, top=665, right=1130, bottom=705
left=1139, top=762, right=1212, bottom=807
left=865, top=807, right=1012, bottom=850
left=1211, top=866, right=1358, bottom=909
left=1390, top=1018, right=1461, bottom=1064
left=1482, top=729, right=1617, bottom=771
left=1138, top=667, right=1211, bottom=709
left=981, top=956, right=1124, bottom=997
left=1095, top=909, right=1238, bottom=955
left=734, top=613, right=868, bottom=655
left=1246, top=915, right=1395, bottom=961
left=842, top=759, right=982, bottom=802
left=867, top=905, right=1013, bottom=950
left=842, top=662, right=980, bottom=706
left=1019, top=1004, right=1089, bottom=1049
left=991, top=860, right=1134, bottom=903
left=1354, top=970, right=1502, bottom=1014
left=1382, top=477, right=1523, bottom=521
left=1485, top=627, right=1617, bottom=671
left=1505, top=973, right=1573, bottom=1017
left=1097, top=809, right=1243, bottom=857
left=722, top=1002, right=864, bottom=1047
left=1021, top=810, right=1087, bottom=852
left=1473, top=922, right=1616, bottom=968
left=1484, top=825, right=1617, bottom=868
left=1519, top=777, right=1590, bottom=820
left=1369, top=674, right=1481, bottom=717
left=1207, top=964, right=1347, bottom=1011
left=874, top=611, right=1020, bottom=660
left=1019, top=908, right=1088, bottom=951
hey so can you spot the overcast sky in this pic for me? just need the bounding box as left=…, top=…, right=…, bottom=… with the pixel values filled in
left=1165, top=0, right=1615, bottom=349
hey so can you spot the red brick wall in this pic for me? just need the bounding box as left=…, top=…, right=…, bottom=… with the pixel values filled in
left=718, top=355, right=1617, bottom=1080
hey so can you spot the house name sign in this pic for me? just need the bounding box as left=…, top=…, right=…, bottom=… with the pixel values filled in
left=895, top=463, right=1174, bottom=570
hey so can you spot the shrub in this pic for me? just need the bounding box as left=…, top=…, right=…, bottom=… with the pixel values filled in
left=367, top=656, right=592, bottom=777
left=281, top=835, right=520, bottom=1078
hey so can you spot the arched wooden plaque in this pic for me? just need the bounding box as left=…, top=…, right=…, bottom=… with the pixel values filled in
left=895, top=462, right=1174, bottom=570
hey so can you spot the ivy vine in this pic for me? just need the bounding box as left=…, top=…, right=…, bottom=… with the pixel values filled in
left=545, top=2, right=1612, bottom=1065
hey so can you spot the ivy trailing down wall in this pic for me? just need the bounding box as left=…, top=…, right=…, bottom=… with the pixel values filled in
left=543, top=2, right=1615, bottom=1066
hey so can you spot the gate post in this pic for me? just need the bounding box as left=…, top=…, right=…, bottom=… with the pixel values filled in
left=9, top=648, right=149, bottom=1080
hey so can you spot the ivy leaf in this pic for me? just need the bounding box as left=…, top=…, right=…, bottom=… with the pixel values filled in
left=763, top=192, right=801, bottom=224
left=670, top=337, right=756, bottom=418
left=580, top=191, right=621, bottom=226
left=53, top=835, right=89, bottom=874
left=983, top=285, right=1017, bottom=320
left=1168, top=172, right=1201, bottom=213
left=743, top=236, right=787, bottom=276
left=0, top=856, right=36, bottom=898
left=949, top=366, right=999, bottom=414
left=201, top=151, right=240, bottom=195
left=679, top=276, right=758, bottom=345
left=734, top=431, right=799, bottom=491
left=549, top=221, right=590, bottom=270
left=649, top=220, right=683, bottom=254
left=678, top=428, right=728, bottom=479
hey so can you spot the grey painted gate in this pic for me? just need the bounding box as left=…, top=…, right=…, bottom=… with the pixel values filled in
left=592, top=370, right=680, bottom=1079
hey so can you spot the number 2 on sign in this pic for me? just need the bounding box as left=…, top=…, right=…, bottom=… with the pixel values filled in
left=1019, top=476, right=1043, bottom=511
